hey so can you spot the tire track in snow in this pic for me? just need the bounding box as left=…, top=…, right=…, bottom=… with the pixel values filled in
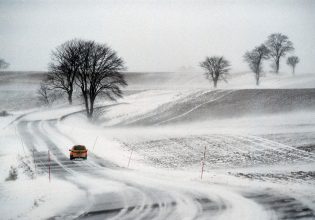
left=242, top=190, right=315, bottom=220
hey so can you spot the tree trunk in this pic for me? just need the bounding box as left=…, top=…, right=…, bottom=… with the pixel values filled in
left=275, top=59, right=280, bottom=74
left=88, top=98, right=95, bottom=119
left=292, top=66, right=295, bottom=75
left=67, top=90, right=73, bottom=105
left=213, top=79, right=218, bottom=88
left=256, top=73, right=260, bottom=86
left=82, top=92, right=90, bottom=118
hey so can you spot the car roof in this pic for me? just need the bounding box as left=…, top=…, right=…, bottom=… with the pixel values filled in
left=73, top=145, right=86, bottom=148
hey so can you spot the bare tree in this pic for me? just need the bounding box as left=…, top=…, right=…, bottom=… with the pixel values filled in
left=286, top=56, right=299, bottom=75
left=0, top=58, right=9, bottom=70
left=48, top=39, right=83, bottom=104
left=75, top=40, right=127, bottom=119
left=244, top=44, right=270, bottom=86
left=37, top=83, right=51, bottom=105
left=200, top=56, right=230, bottom=88
left=37, top=80, right=62, bottom=106
left=265, top=33, right=294, bottom=73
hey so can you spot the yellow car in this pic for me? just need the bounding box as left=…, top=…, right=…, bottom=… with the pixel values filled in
left=69, top=145, right=88, bottom=160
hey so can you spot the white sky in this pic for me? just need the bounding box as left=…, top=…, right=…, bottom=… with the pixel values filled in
left=0, top=0, right=315, bottom=73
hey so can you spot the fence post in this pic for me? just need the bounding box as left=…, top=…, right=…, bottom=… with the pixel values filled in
left=92, top=136, right=99, bottom=152
left=127, top=148, right=133, bottom=168
left=201, top=146, right=206, bottom=180
left=33, top=149, right=36, bottom=175
left=48, top=150, right=51, bottom=182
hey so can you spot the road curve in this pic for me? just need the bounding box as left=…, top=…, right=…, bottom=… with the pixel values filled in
left=16, top=119, right=315, bottom=219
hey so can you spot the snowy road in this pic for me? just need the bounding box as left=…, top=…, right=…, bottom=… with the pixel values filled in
left=14, top=118, right=315, bottom=220
left=17, top=120, right=232, bottom=219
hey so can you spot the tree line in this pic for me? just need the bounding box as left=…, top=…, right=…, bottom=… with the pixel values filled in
left=200, top=33, right=300, bottom=87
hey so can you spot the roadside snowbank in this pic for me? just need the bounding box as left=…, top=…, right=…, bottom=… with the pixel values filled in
left=0, top=177, right=85, bottom=220
left=0, top=118, right=85, bottom=220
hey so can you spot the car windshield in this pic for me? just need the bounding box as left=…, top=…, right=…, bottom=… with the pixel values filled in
left=73, top=145, right=86, bottom=150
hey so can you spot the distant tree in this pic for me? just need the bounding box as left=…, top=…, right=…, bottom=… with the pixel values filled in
left=37, top=81, right=59, bottom=105
left=286, top=56, right=300, bottom=75
left=200, top=56, right=230, bottom=88
left=0, top=58, right=9, bottom=70
left=5, top=166, right=18, bottom=181
left=244, top=44, right=270, bottom=86
left=37, top=83, right=51, bottom=105
left=75, top=40, right=127, bottom=119
left=48, top=39, right=83, bottom=104
left=265, top=33, right=294, bottom=73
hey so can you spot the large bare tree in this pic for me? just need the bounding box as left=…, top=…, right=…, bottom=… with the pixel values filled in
left=76, top=40, right=127, bottom=119
left=48, top=39, right=83, bottom=104
left=265, top=33, right=294, bottom=74
left=200, top=56, right=230, bottom=88
left=286, top=56, right=299, bottom=75
left=244, top=44, right=270, bottom=86
left=0, top=58, right=9, bottom=70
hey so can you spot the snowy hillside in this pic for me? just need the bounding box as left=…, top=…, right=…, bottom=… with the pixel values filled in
left=93, top=89, right=315, bottom=126
left=124, top=71, right=315, bottom=90
left=1, top=71, right=315, bottom=219
left=2, top=71, right=314, bottom=111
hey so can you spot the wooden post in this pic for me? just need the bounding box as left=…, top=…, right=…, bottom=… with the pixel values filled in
left=33, top=149, right=36, bottom=174
left=201, top=146, right=206, bottom=180
left=127, top=149, right=133, bottom=168
left=48, top=150, right=51, bottom=182
left=92, top=136, right=99, bottom=152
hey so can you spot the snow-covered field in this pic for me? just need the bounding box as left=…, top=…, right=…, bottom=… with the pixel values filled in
left=1, top=71, right=315, bottom=219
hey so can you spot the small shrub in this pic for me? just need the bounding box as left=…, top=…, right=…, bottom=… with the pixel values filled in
left=0, top=110, right=9, bottom=117
left=5, top=166, right=18, bottom=181
left=33, top=200, right=39, bottom=207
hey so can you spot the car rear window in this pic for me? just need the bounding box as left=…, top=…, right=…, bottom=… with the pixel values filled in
left=73, top=145, right=86, bottom=150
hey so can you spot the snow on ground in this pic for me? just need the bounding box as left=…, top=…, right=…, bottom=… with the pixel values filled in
left=96, top=89, right=194, bottom=126
left=54, top=113, right=315, bottom=219
left=58, top=111, right=315, bottom=173
left=1, top=71, right=315, bottom=219
left=30, top=119, right=273, bottom=220
left=53, top=82, right=315, bottom=219
left=0, top=176, right=85, bottom=220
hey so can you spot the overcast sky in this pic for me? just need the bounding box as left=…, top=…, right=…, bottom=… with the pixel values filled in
left=1, top=0, right=314, bottom=73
